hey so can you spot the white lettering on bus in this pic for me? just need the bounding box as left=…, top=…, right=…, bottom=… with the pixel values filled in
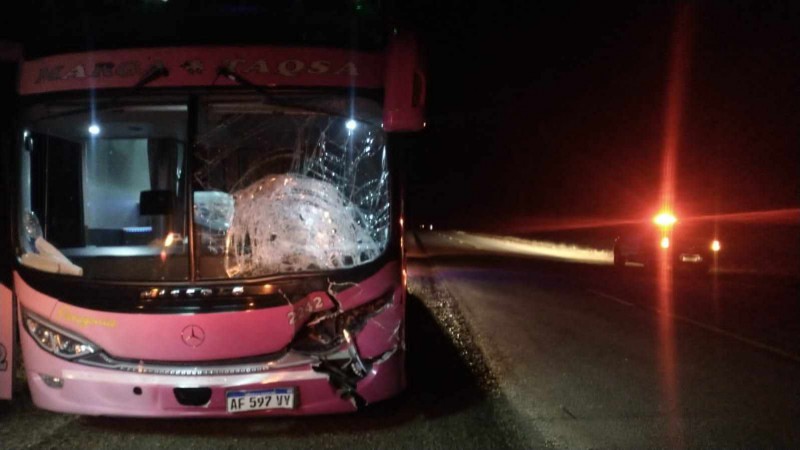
left=62, top=65, right=86, bottom=79
left=243, top=60, right=269, bottom=74
left=308, top=60, right=330, bottom=74
left=334, top=62, right=358, bottom=76
left=34, top=57, right=361, bottom=84
left=277, top=59, right=304, bottom=77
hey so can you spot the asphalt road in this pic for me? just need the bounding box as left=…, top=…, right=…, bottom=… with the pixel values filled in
left=411, top=230, right=800, bottom=448
left=2, top=229, right=798, bottom=449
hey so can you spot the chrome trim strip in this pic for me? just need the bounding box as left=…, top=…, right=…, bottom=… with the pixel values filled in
left=78, top=351, right=315, bottom=376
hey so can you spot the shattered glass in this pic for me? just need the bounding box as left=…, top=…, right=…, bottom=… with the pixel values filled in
left=194, top=99, right=389, bottom=279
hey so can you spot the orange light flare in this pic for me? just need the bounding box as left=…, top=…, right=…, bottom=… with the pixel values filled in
left=654, top=212, right=677, bottom=228
left=500, top=207, right=799, bottom=237
left=656, top=3, right=693, bottom=447
left=161, top=232, right=179, bottom=263
left=656, top=246, right=681, bottom=447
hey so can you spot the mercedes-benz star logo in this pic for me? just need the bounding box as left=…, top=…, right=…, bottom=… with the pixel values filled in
left=181, top=325, right=205, bottom=347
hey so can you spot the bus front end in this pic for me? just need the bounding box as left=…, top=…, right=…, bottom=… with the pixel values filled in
left=13, top=36, right=425, bottom=416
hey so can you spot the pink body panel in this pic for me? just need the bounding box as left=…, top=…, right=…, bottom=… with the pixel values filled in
left=15, top=260, right=405, bottom=416
left=1, top=284, right=13, bottom=399
left=16, top=273, right=328, bottom=361
left=335, top=261, right=401, bottom=310
left=355, top=286, right=405, bottom=359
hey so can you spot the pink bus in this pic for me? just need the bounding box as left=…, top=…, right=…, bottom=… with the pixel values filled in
left=0, top=33, right=425, bottom=416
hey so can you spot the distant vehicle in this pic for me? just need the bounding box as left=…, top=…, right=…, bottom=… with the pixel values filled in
left=614, top=211, right=720, bottom=273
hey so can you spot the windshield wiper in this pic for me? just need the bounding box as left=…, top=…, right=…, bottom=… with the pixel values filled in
left=215, top=66, right=349, bottom=118
left=33, top=64, right=170, bottom=122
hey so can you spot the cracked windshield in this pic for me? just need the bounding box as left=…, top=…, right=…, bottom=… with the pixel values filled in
left=193, top=96, right=389, bottom=279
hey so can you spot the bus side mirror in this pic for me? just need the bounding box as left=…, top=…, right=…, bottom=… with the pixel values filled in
left=383, top=32, right=426, bottom=132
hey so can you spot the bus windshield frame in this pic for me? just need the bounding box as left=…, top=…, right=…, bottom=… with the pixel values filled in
left=16, top=89, right=391, bottom=283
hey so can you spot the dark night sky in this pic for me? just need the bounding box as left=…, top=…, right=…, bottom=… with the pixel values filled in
left=3, top=1, right=799, bottom=231
left=402, top=1, right=800, bottom=230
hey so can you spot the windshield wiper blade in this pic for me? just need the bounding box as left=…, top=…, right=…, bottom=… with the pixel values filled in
left=33, top=64, right=170, bottom=122
left=216, top=66, right=348, bottom=118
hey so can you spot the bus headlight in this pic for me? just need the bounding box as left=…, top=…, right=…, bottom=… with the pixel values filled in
left=23, top=311, right=98, bottom=360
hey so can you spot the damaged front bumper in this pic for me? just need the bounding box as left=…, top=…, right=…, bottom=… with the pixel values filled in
left=21, top=306, right=405, bottom=417
left=17, top=259, right=407, bottom=417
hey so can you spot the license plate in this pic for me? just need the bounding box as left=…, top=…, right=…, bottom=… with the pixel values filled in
left=226, top=387, right=296, bottom=413
left=680, top=253, right=703, bottom=263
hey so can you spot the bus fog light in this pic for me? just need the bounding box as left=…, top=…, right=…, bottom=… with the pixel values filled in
left=40, top=373, right=64, bottom=389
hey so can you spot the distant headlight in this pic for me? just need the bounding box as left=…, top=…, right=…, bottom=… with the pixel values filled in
left=660, top=237, right=670, bottom=249
left=653, top=212, right=677, bottom=227
left=23, top=311, right=98, bottom=360
left=711, top=240, right=721, bottom=252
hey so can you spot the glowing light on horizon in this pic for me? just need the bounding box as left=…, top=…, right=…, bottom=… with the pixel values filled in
left=660, top=236, right=671, bottom=249
left=654, top=212, right=678, bottom=227
left=498, top=207, right=798, bottom=236
left=711, top=240, right=721, bottom=252
left=88, top=124, right=101, bottom=136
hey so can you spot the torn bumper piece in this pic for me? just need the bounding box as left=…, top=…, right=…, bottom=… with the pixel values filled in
left=292, top=285, right=405, bottom=410
left=313, top=331, right=402, bottom=409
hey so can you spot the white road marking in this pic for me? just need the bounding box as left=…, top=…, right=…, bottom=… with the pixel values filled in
left=587, top=289, right=633, bottom=307
left=588, top=290, right=800, bottom=364
left=661, top=310, right=800, bottom=364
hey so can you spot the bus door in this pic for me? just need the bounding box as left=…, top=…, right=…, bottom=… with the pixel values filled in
left=0, top=40, right=21, bottom=400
